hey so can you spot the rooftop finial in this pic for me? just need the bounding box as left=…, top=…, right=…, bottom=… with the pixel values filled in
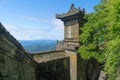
left=0, top=22, right=2, bottom=25
left=78, top=7, right=80, bottom=11
left=71, top=4, right=74, bottom=9
left=82, top=8, right=86, bottom=14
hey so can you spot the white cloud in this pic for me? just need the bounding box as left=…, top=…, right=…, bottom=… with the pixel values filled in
left=23, top=15, right=64, bottom=30
left=52, top=19, right=64, bottom=30
left=3, top=23, right=43, bottom=40
left=2, top=15, right=64, bottom=40
left=23, top=16, right=39, bottom=21
left=23, top=15, right=51, bottom=24
left=3, top=21, right=64, bottom=40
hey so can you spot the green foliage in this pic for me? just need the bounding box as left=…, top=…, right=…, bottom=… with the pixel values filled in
left=104, top=39, right=120, bottom=79
left=78, top=0, right=120, bottom=79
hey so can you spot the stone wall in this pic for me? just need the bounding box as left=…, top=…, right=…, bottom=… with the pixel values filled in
left=0, top=54, right=36, bottom=80
left=32, top=50, right=69, bottom=63
left=0, top=23, right=36, bottom=80
left=33, top=50, right=100, bottom=80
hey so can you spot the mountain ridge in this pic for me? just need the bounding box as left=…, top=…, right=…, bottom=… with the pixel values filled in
left=19, top=40, right=57, bottom=53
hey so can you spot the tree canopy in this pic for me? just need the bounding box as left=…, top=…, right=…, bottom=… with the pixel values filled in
left=79, top=0, right=120, bottom=79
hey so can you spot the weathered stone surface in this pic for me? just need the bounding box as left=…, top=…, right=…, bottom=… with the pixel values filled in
left=98, top=71, right=107, bottom=80
left=32, top=50, right=68, bottom=63
left=0, top=23, right=36, bottom=80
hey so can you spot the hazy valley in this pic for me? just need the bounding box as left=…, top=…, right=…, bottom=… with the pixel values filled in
left=19, top=40, right=57, bottom=53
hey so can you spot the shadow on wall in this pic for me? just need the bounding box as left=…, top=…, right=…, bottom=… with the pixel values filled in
left=77, top=54, right=100, bottom=80
left=85, top=58, right=100, bottom=80
left=35, top=57, right=70, bottom=80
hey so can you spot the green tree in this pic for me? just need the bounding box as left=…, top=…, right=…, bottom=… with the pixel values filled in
left=78, top=0, right=120, bottom=79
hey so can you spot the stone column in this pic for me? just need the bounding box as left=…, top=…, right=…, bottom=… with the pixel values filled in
left=66, top=50, right=77, bottom=80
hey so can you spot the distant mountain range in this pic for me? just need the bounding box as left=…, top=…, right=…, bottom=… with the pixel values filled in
left=19, top=40, right=57, bottom=53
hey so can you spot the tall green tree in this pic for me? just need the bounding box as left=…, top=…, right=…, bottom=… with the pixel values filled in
left=79, top=0, right=120, bottom=79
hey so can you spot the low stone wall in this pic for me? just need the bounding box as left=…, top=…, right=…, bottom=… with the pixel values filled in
left=32, top=50, right=69, bottom=63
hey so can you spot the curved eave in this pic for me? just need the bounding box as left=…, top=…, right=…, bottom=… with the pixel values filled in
left=56, top=11, right=81, bottom=19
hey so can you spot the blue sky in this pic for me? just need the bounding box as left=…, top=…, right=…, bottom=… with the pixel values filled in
left=0, top=0, right=100, bottom=40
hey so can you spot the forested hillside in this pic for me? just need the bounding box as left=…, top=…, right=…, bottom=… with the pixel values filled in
left=19, top=40, right=57, bottom=53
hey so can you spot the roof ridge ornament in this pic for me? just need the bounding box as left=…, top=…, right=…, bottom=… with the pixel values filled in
left=56, top=4, right=85, bottom=19
left=82, top=8, right=86, bottom=14
left=67, top=4, right=78, bottom=14
left=70, top=4, right=75, bottom=9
